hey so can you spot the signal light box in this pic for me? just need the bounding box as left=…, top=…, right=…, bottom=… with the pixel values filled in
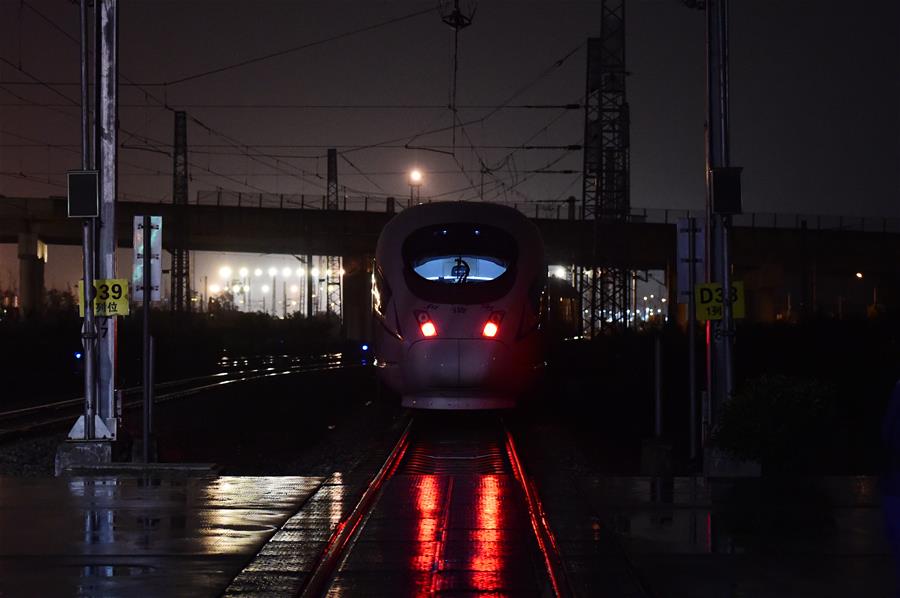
left=67, top=170, right=99, bottom=218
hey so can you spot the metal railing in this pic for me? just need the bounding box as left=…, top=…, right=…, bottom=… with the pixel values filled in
left=190, top=191, right=900, bottom=233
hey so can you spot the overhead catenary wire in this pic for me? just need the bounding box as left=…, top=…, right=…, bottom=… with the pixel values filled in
left=2, top=5, right=585, bottom=202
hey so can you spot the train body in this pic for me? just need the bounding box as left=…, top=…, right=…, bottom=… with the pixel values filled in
left=372, top=201, right=547, bottom=409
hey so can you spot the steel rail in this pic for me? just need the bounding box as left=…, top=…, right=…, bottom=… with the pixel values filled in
left=504, top=424, right=574, bottom=598
left=0, top=356, right=351, bottom=439
left=0, top=354, right=343, bottom=420
left=299, top=417, right=413, bottom=598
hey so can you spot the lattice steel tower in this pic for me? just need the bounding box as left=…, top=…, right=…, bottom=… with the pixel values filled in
left=581, top=2, right=630, bottom=335
left=171, top=110, right=191, bottom=312
left=325, top=148, right=343, bottom=319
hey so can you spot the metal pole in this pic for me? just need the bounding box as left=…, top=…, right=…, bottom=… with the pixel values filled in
left=688, top=218, right=698, bottom=461
left=282, top=280, right=287, bottom=319
left=306, top=254, right=313, bottom=318
left=96, top=0, right=118, bottom=438
left=79, top=0, right=96, bottom=440
left=142, top=215, right=151, bottom=463
left=149, top=335, right=155, bottom=436
left=654, top=333, right=663, bottom=438
left=706, top=0, right=735, bottom=434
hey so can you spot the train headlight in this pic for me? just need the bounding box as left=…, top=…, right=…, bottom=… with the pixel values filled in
left=482, top=311, right=504, bottom=338
left=415, top=310, right=438, bottom=338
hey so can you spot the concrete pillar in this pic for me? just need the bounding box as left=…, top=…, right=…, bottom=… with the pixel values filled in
left=17, top=232, right=46, bottom=317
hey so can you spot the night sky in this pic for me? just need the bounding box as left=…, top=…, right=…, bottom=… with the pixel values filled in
left=1, top=0, right=898, bottom=289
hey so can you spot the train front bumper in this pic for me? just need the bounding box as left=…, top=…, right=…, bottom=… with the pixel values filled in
left=400, top=338, right=534, bottom=409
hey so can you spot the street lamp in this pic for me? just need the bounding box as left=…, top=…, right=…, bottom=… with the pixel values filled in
left=254, top=268, right=263, bottom=277
left=409, top=169, right=423, bottom=207
left=218, top=265, right=232, bottom=280
left=238, top=267, right=249, bottom=278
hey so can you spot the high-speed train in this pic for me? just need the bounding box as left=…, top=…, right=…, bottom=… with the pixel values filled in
left=372, top=201, right=547, bottom=409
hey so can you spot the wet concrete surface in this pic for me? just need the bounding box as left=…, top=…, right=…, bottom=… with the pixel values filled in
left=0, top=474, right=324, bottom=596
left=513, top=408, right=897, bottom=598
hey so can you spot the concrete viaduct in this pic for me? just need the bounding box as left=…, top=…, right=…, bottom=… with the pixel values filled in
left=3, top=196, right=900, bottom=320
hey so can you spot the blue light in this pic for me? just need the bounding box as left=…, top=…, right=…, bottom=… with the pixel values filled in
left=74, top=352, right=83, bottom=360
left=361, top=344, right=369, bottom=351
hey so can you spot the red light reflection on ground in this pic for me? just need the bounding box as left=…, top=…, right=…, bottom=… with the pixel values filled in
left=413, top=475, right=442, bottom=574
left=468, top=474, right=505, bottom=590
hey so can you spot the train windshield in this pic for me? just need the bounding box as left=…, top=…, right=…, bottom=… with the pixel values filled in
left=402, top=223, right=517, bottom=303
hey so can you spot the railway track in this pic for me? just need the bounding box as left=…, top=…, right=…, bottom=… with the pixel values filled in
left=0, top=352, right=352, bottom=441
left=297, top=412, right=573, bottom=597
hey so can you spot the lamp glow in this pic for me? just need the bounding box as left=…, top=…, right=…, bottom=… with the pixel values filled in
left=218, top=266, right=232, bottom=280
left=268, top=267, right=278, bottom=277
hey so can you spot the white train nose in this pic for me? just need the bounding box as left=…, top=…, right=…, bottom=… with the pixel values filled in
left=403, top=338, right=520, bottom=390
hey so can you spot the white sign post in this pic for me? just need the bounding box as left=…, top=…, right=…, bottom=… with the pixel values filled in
left=133, top=216, right=162, bottom=302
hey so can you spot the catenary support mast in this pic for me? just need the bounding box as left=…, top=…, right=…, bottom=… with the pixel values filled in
left=581, top=0, right=631, bottom=335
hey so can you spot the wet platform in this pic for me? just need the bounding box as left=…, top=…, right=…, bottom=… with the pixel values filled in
left=0, top=474, right=324, bottom=596
left=532, top=471, right=896, bottom=597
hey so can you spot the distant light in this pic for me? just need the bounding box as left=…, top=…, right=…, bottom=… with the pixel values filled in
left=218, top=265, right=232, bottom=280
left=231, top=284, right=241, bottom=294
left=209, top=283, right=221, bottom=294
left=282, top=267, right=293, bottom=278
left=311, top=267, right=320, bottom=278
left=661, top=297, right=667, bottom=303
left=643, top=296, right=648, bottom=301
left=296, top=267, right=305, bottom=277
left=261, top=284, right=270, bottom=293
left=361, top=344, right=369, bottom=351
left=254, top=268, right=263, bottom=277
left=74, top=351, right=82, bottom=360
left=290, top=284, right=299, bottom=293
left=650, top=294, right=654, bottom=299
left=409, top=169, right=423, bottom=184
left=238, top=267, right=249, bottom=278
left=856, top=272, right=863, bottom=279
left=268, top=267, right=278, bottom=277
left=553, top=266, right=566, bottom=279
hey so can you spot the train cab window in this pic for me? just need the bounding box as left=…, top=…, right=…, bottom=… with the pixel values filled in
left=413, top=256, right=507, bottom=283
left=402, top=223, right=518, bottom=304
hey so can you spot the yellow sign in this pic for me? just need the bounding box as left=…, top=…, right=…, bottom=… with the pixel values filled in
left=695, top=281, right=745, bottom=321
left=78, top=279, right=130, bottom=317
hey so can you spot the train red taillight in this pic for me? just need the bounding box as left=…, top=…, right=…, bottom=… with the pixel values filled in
left=415, top=310, right=438, bottom=338
left=482, top=311, right=504, bottom=338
